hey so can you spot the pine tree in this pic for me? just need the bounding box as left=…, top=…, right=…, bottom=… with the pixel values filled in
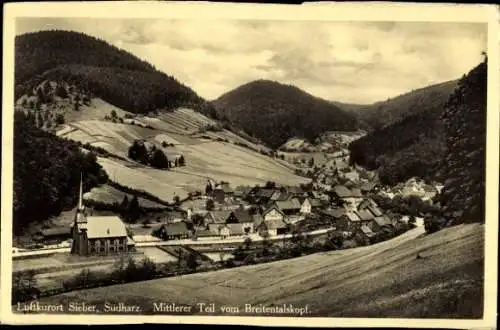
left=178, top=155, right=185, bottom=166
left=150, top=149, right=169, bottom=169
left=127, top=195, right=141, bottom=222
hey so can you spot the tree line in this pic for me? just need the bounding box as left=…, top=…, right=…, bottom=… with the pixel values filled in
left=128, top=139, right=185, bottom=169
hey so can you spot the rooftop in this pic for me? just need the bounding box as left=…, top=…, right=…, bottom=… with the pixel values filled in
left=85, top=216, right=128, bottom=239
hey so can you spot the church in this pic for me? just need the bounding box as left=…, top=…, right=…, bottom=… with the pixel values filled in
left=71, top=176, right=135, bottom=256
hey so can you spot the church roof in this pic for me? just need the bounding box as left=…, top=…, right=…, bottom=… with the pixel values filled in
left=85, top=216, right=128, bottom=239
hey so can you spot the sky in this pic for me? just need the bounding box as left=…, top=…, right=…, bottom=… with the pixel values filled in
left=16, top=18, right=487, bottom=104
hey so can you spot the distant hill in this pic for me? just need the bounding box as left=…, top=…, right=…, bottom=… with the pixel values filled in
left=355, top=80, right=459, bottom=130
left=439, top=59, right=487, bottom=224
left=212, top=80, right=359, bottom=149
left=15, top=30, right=215, bottom=115
left=348, top=79, right=461, bottom=186
left=348, top=61, right=486, bottom=191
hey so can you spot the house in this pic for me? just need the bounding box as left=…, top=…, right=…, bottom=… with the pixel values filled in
left=204, top=210, right=231, bottom=225
left=226, top=223, right=248, bottom=237
left=194, top=228, right=219, bottom=240
left=262, top=205, right=286, bottom=225
left=71, top=177, right=134, bottom=256
left=249, top=188, right=276, bottom=205
left=336, top=211, right=362, bottom=232
left=212, top=183, right=234, bottom=203
left=270, top=190, right=293, bottom=202
left=299, top=198, right=312, bottom=214
left=159, top=222, right=191, bottom=240
left=226, top=209, right=256, bottom=234
left=320, top=208, right=346, bottom=225
left=355, top=225, right=377, bottom=245
left=332, top=185, right=363, bottom=207
left=273, top=198, right=302, bottom=215
left=370, top=216, right=394, bottom=233
left=255, top=214, right=289, bottom=236
left=355, top=209, right=376, bottom=227
left=36, top=227, right=71, bottom=244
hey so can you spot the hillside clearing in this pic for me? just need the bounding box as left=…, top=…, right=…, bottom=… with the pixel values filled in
left=37, top=223, right=484, bottom=318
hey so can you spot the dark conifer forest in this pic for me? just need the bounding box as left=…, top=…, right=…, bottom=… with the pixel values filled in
left=13, top=111, right=108, bottom=234
left=213, top=79, right=359, bottom=149
left=15, top=30, right=215, bottom=115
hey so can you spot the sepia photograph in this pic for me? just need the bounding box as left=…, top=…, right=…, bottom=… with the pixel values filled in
left=1, top=2, right=498, bottom=328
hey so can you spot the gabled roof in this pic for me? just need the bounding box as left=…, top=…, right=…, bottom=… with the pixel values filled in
left=368, top=205, right=383, bottom=217
left=359, top=225, right=376, bottom=238
left=275, top=198, right=302, bottom=211
left=333, top=185, right=353, bottom=198
left=321, top=208, right=345, bottom=218
left=255, top=189, right=276, bottom=198
left=263, top=205, right=285, bottom=217
left=204, top=210, right=231, bottom=224
left=85, top=216, right=128, bottom=239
left=374, top=216, right=393, bottom=227
left=230, top=209, right=254, bottom=224
left=163, top=221, right=190, bottom=235
left=355, top=209, right=375, bottom=221
left=350, top=188, right=362, bottom=197
left=271, top=191, right=293, bottom=201
left=346, top=211, right=361, bottom=222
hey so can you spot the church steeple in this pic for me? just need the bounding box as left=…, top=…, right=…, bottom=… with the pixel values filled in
left=74, top=172, right=87, bottom=224
left=77, top=172, right=84, bottom=211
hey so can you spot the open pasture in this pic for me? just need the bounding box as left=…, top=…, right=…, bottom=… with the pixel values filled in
left=84, top=184, right=167, bottom=209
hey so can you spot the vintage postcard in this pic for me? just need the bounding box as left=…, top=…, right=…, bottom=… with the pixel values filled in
left=1, top=1, right=499, bottom=328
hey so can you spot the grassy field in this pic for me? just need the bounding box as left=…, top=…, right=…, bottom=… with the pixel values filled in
left=55, top=102, right=308, bottom=203
left=36, top=223, right=484, bottom=318
left=84, top=184, right=166, bottom=209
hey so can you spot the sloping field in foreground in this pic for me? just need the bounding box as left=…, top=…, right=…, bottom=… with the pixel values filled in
left=39, top=223, right=484, bottom=318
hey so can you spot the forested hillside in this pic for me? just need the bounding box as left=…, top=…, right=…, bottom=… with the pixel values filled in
left=348, top=80, right=459, bottom=185
left=15, top=30, right=215, bottom=115
left=354, top=80, right=458, bottom=130
left=439, top=59, right=487, bottom=224
left=13, top=111, right=108, bottom=234
left=213, top=79, right=359, bottom=149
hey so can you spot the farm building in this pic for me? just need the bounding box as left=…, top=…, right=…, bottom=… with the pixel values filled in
left=158, top=222, right=191, bottom=240
left=255, top=215, right=289, bottom=236
left=273, top=198, right=302, bottom=216
left=335, top=211, right=364, bottom=232
left=71, top=177, right=134, bottom=256
left=298, top=197, right=322, bottom=214
left=225, top=209, right=257, bottom=234
left=35, top=227, right=71, bottom=245
left=262, top=205, right=286, bottom=224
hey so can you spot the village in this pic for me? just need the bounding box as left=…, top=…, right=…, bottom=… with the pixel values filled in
left=23, top=145, right=440, bottom=255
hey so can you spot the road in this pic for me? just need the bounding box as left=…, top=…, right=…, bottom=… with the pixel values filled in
left=12, top=227, right=334, bottom=258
